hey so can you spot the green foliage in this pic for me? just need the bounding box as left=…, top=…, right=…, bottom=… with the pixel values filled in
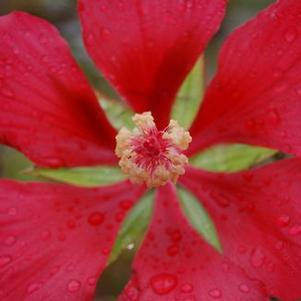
left=177, top=187, right=222, bottom=252
left=190, top=143, right=276, bottom=172
left=30, top=166, right=126, bottom=187
left=109, top=191, right=154, bottom=264
left=171, top=58, right=204, bottom=129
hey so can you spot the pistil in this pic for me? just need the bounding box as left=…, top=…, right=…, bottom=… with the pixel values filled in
left=115, top=112, right=191, bottom=188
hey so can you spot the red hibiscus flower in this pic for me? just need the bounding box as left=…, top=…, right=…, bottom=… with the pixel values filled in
left=0, top=0, right=301, bottom=300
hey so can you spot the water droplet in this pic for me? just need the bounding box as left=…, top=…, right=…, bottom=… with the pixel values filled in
left=250, top=249, right=265, bottom=268
left=43, top=157, right=63, bottom=167
left=0, top=255, right=12, bottom=267
left=296, top=87, right=301, bottom=97
left=273, top=83, right=287, bottom=93
left=27, top=283, right=42, bottom=294
left=289, top=224, right=301, bottom=235
left=150, top=273, right=177, bottom=295
left=7, top=207, right=17, bottom=216
left=208, top=289, right=222, bottom=298
left=87, top=276, right=97, bottom=286
left=239, top=283, right=250, bottom=293
left=267, top=108, right=281, bottom=125
left=222, top=263, right=230, bottom=272
left=102, top=248, right=110, bottom=255
left=167, top=244, right=179, bottom=256
left=1, top=88, right=14, bottom=98
left=115, top=211, right=125, bottom=222
left=100, top=28, right=111, bottom=37
left=166, top=229, right=182, bottom=242
left=284, top=30, right=297, bottom=43
left=87, top=33, right=95, bottom=44
left=275, top=240, right=284, bottom=250
left=277, top=215, right=290, bottom=227
left=88, top=212, right=105, bottom=226
left=4, top=235, right=17, bottom=246
left=67, top=279, right=81, bottom=293
left=124, top=285, right=139, bottom=301
left=119, top=200, right=133, bottom=210
left=181, top=283, right=193, bottom=293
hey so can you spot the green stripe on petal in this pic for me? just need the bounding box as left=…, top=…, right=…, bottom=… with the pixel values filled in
left=190, top=143, right=277, bottom=172
left=29, top=166, right=126, bottom=187
left=99, top=96, right=134, bottom=129
left=109, top=190, right=154, bottom=264
left=171, top=58, right=204, bottom=129
left=177, top=187, right=222, bottom=252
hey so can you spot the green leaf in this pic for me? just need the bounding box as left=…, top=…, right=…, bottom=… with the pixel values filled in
left=171, top=58, right=204, bottom=129
left=29, top=166, right=126, bottom=187
left=177, top=187, right=222, bottom=252
left=99, top=96, right=134, bottom=129
left=190, top=143, right=277, bottom=172
left=109, top=191, right=154, bottom=264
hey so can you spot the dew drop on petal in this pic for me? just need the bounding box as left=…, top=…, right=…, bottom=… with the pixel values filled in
left=167, top=244, right=179, bottom=256
left=277, top=215, right=290, bottom=227
left=239, top=283, right=250, bottom=293
left=7, top=207, right=17, bottom=216
left=87, top=276, right=97, bottom=286
left=67, top=279, right=81, bottom=293
left=27, top=283, right=42, bottom=294
left=296, top=87, right=301, bottom=97
left=102, top=248, right=110, bottom=255
left=267, top=108, right=281, bottom=125
left=43, top=157, right=64, bottom=167
left=181, top=283, right=194, bottom=293
left=40, top=230, right=52, bottom=241
left=1, top=88, right=14, bottom=98
left=88, top=212, right=105, bottom=226
left=289, top=224, right=301, bottom=236
left=4, top=235, right=17, bottom=246
left=284, top=30, right=297, bottom=43
left=0, top=255, right=12, bottom=267
left=250, top=248, right=265, bottom=268
left=150, top=273, right=178, bottom=295
left=119, top=200, right=133, bottom=210
left=124, top=285, right=139, bottom=301
left=208, top=288, right=222, bottom=299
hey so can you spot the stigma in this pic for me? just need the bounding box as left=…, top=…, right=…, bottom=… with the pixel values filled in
left=115, top=112, right=191, bottom=188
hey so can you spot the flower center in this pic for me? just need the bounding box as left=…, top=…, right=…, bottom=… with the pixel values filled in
left=115, top=112, right=191, bottom=188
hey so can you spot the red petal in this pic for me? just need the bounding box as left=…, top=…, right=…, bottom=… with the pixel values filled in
left=0, top=12, right=117, bottom=167
left=0, top=180, right=144, bottom=300
left=181, top=159, right=301, bottom=300
left=189, top=1, right=301, bottom=155
left=119, top=183, right=268, bottom=301
left=79, top=0, right=226, bottom=128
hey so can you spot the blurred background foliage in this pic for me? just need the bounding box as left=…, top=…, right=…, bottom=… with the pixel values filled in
left=0, top=0, right=274, bottom=300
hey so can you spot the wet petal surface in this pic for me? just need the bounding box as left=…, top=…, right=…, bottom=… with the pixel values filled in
left=79, top=0, right=226, bottom=127
left=0, top=180, right=144, bottom=300
left=181, top=159, right=301, bottom=300
left=190, top=0, right=301, bottom=156
left=0, top=12, right=117, bottom=167
left=119, top=183, right=268, bottom=301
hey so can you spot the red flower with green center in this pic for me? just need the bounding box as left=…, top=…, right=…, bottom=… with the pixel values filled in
left=0, top=0, right=301, bottom=300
